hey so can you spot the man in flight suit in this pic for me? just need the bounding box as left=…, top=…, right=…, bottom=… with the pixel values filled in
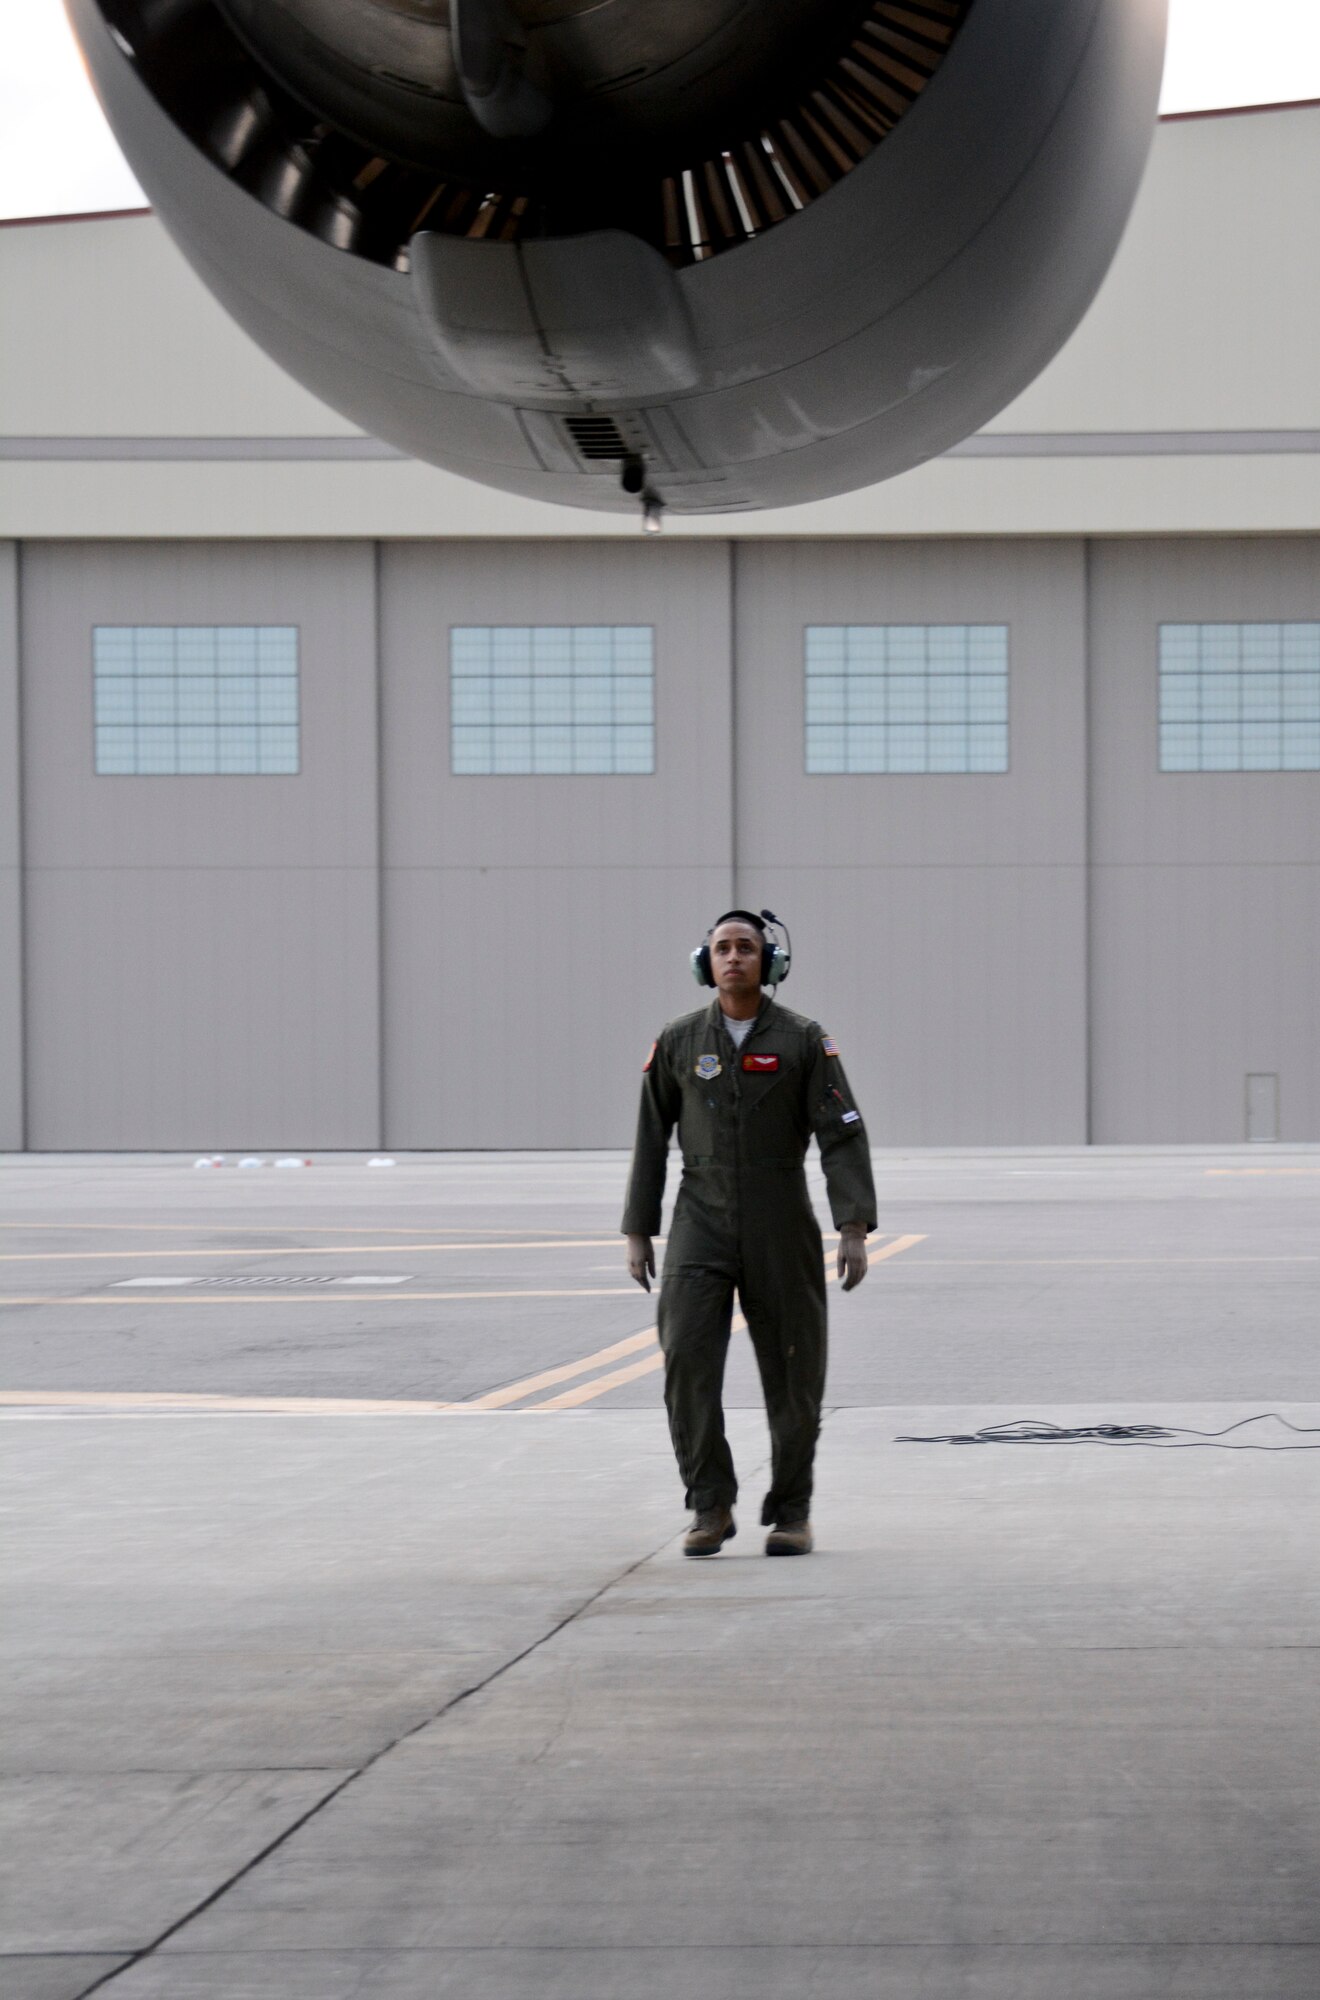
left=622, top=910, right=877, bottom=1557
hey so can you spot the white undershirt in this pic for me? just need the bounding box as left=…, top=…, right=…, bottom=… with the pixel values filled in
left=721, top=1012, right=757, bottom=1050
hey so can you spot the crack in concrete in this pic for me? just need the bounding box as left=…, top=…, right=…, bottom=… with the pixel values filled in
left=69, top=1518, right=703, bottom=1997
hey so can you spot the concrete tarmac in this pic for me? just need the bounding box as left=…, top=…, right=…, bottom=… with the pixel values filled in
left=3, top=1149, right=1320, bottom=1997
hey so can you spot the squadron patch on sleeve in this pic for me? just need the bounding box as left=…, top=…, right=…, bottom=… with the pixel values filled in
left=695, top=1053, right=722, bottom=1080
left=643, top=1041, right=657, bottom=1072
left=822, top=1035, right=841, bottom=1057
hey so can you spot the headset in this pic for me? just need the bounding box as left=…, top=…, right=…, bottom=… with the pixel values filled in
left=691, top=908, right=792, bottom=990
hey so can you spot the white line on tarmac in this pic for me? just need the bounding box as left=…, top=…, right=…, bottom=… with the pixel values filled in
left=0, top=1240, right=625, bottom=1263
left=0, top=1287, right=639, bottom=1306
left=0, top=1224, right=651, bottom=1237
left=111, top=1275, right=414, bottom=1288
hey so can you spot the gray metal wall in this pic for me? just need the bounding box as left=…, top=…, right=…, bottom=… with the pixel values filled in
left=19, top=543, right=381, bottom=1150
left=0, top=544, right=22, bottom=1149
left=734, top=540, right=1089, bottom=1144
left=1089, top=538, right=1320, bottom=1143
left=378, top=542, right=732, bottom=1148
left=10, top=533, right=1320, bottom=1149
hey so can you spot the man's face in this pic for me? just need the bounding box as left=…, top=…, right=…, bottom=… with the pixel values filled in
left=709, top=922, right=763, bottom=996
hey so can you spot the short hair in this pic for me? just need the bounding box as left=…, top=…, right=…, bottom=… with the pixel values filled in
left=711, top=909, right=765, bottom=934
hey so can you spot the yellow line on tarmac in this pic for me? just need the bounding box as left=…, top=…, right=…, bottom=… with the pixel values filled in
left=0, top=1237, right=931, bottom=1418
left=533, top=1347, right=669, bottom=1408
left=904, top=1256, right=1319, bottom=1266
left=464, top=1327, right=660, bottom=1409
left=0, top=1288, right=637, bottom=1306
left=0, top=1389, right=460, bottom=1414
left=863, top=1233, right=926, bottom=1264
left=0, top=1240, right=624, bottom=1264
left=522, top=1233, right=928, bottom=1411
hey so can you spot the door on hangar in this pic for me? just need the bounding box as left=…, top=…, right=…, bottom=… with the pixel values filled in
left=730, top=538, right=1090, bottom=1146
left=377, top=540, right=735, bottom=1148
left=1087, top=538, right=1320, bottom=1143
left=19, top=541, right=382, bottom=1151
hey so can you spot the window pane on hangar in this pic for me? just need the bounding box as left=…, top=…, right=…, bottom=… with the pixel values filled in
left=449, top=626, right=655, bottom=775
left=805, top=624, right=1009, bottom=774
left=1158, top=623, right=1320, bottom=771
left=92, top=626, right=299, bottom=775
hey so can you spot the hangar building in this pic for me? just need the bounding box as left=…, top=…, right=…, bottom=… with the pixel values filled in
left=1, top=102, right=1317, bottom=1153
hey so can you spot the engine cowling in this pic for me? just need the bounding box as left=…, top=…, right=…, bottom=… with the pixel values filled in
left=67, top=0, right=1168, bottom=515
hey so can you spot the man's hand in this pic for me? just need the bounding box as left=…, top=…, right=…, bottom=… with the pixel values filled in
left=626, top=1234, right=656, bottom=1293
left=837, top=1224, right=869, bottom=1293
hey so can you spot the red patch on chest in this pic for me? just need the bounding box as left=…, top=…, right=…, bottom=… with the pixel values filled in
left=742, top=1053, right=780, bottom=1073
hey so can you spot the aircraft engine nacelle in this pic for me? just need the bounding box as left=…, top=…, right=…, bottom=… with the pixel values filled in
left=67, top=0, right=1168, bottom=516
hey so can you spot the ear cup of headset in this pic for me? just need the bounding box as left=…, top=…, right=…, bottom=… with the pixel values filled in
left=692, top=917, right=789, bottom=988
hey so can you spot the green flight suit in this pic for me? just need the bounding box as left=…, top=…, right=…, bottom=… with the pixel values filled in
left=621, top=996, right=877, bottom=1525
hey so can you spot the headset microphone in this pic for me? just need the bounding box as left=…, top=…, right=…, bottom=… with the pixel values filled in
left=760, top=910, right=792, bottom=988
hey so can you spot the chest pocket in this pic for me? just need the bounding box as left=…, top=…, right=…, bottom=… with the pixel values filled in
left=682, top=1049, right=732, bottom=1120
left=738, top=1047, right=800, bottom=1108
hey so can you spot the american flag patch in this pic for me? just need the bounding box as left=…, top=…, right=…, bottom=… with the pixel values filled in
left=822, top=1035, right=840, bottom=1057
left=643, top=1041, right=657, bottom=1072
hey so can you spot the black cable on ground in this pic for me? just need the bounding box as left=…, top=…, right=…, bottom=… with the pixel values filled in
left=894, top=1413, right=1320, bottom=1450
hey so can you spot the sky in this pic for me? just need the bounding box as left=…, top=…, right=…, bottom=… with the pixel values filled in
left=3, top=0, right=1320, bottom=222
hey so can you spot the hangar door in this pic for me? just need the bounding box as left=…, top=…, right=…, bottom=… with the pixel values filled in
left=1088, top=538, right=1320, bottom=1143
left=378, top=541, right=734, bottom=1150
left=731, top=539, right=1090, bottom=1146
left=20, top=542, right=381, bottom=1151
